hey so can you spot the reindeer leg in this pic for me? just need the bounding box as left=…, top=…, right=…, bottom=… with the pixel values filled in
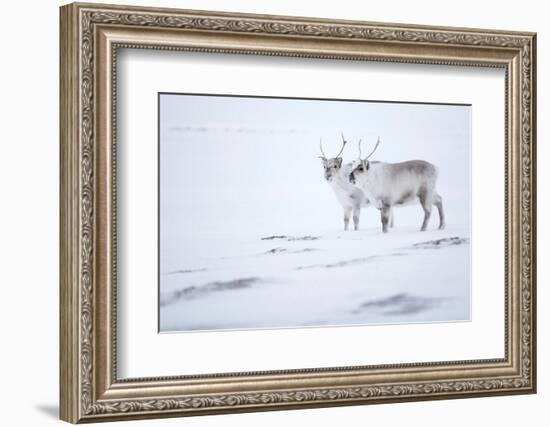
left=390, top=209, right=394, bottom=228
left=434, top=194, right=445, bottom=230
left=419, top=191, right=433, bottom=232
left=344, top=206, right=352, bottom=231
left=353, top=205, right=360, bottom=231
left=380, top=206, right=391, bottom=233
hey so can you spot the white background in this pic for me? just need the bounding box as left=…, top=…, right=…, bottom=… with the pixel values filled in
left=0, top=0, right=545, bottom=426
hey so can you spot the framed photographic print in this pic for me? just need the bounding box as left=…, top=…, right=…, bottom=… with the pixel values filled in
left=60, top=2, right=537, bottom=423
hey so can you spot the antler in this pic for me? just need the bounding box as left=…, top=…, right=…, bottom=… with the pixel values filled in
left=357, top=139, right=362, bottom=159
left=319, top=138, right=327, bottom=159
left=335, top=133, right=347, bottom=158
left=363, top=136, right=381, bottom=160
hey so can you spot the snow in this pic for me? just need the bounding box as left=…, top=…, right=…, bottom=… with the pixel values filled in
left=159, top=222, right=470, bottom=332
left=159, top=94, right=471, bottom=332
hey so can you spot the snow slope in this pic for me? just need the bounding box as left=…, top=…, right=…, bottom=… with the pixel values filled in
left=160, top=224, right=470, bottom=332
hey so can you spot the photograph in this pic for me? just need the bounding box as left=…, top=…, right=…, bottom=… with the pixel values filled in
left=158, top=93, right=471, bottom=332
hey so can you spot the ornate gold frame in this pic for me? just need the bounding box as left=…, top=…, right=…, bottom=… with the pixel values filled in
left=60, top=2, right=537, bottom=423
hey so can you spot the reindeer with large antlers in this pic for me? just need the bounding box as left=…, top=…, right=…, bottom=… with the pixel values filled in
left=319, top=134, right=371, bottom=231
left=349, top=138, right=445, bottom=233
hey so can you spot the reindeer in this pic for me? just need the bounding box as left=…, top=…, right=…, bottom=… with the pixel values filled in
left=349, top=138, right=445, bottom=233
left=319, top=134, right=371, bottom=231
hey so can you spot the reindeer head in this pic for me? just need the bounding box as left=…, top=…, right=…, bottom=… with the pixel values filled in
left=319, top=134, right=348, bottom=182
left=349, top=137, right=381, bottom=184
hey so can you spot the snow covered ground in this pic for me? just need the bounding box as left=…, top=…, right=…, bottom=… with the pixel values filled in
left=159, top=94, right=471, bottom=332
left=160, top=221, right=470, bottom=332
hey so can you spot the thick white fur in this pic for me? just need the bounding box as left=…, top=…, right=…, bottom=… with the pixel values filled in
left=351, top=160, right=444, bottom=232
left=322, top=158, right=370, bottom=231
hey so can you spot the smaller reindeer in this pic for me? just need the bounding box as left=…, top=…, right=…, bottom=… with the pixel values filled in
left=320, top=134, right=370, bottom=231
left=350, top=138, right=445, bottom=233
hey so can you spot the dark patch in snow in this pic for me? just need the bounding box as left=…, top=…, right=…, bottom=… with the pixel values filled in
left=298, top=257, right=369, bottom=270
left=266, top=247, right=287, bottom=254
left=408, top=237, right=469, bottom=250
left=296, top=253, right=406, bottom=270
left=288, top=235, right=320, bottom=241
left=265, top=247, right=318, bottom=255
left=296, top=248, right=318, bottom=253
left=261, top=235, right=320, bottom=242
left=161, top=277, right=261, bottom=306
left=165, top=268, right=207, bottom=275
left=353, top=293, right=445, bottom=316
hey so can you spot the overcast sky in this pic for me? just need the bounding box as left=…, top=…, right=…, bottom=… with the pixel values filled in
left=160, top=93, right=470, bottom=139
